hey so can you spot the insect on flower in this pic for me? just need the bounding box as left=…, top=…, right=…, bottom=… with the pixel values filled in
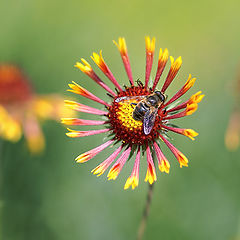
left=62, top=37, right=204, bottom=189
left=115, top=90, right=166, bottom=135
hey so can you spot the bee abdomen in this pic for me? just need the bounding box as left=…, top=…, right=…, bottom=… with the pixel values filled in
left=132, top=102, right=148, bottom=121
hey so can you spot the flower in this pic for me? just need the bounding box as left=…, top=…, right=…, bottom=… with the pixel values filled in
left=0, top=64, right=73, bottom=154
left=63, top=37, right=204, bottom=189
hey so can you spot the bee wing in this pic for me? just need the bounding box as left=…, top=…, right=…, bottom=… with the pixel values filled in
left=143, top=108, right=157, bottom=135
left=115, top=95, right=145, bottom=103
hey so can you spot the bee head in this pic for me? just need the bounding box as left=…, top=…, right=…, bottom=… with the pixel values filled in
left=155, top=91, right=166, bottom=102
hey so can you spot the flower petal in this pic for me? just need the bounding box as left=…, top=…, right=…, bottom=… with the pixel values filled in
left=91, top=51, right=122, bottom=91
left=164, top=103, right=198, bottom=120
left=75, top=58, right=116, bottom=96
left=66, top=128, right=109, bottom=138
left=114, top=37, right=134, bottom=86
left=92, top=145, right=123, bottom=176
left=23, top=114, right=45, bottom=154
left=160, top=135, right=189, bottom=168
left=163, top=125, right=199, bottom=140
left=0, top=105, right=22, bottom=142
left=164, top=74, right=196, bottom=107
left=167, top=91, right=205, bottom=113
left=107, top=147, right=131, bottom=180
left=145, top=36, right=156, bottom=87
left=75, top=139, right=114, bottom=163
left=124, top=147, right=140, bottom=190
left=161, top=56, right=182, bottom=93
left=152, top=48, right=169, bottom=90
left=145, top=145, right=157, bottom=184
left=68, top=81, right=110, bottom=106
left=153, top=142, right=170, bottom=174
left=61, top=118, right=106, bottom=126
left=64, top=100, right=108, bottom=115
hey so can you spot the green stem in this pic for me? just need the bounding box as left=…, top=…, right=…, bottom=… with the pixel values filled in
left=137, top=183, right=154, bottom=240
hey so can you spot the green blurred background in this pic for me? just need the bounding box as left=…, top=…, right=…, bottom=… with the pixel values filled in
left=1, top=0, right=240, bottom=239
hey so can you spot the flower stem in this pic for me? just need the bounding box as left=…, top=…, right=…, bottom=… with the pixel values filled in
left=137, top=183, right=154, bottom=240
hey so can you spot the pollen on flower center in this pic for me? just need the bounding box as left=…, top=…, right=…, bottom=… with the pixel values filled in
left=107, top=85, right=163, bottom=145
left=116, top=100, right=143, bottom=130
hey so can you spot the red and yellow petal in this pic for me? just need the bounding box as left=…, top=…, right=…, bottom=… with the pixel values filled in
left=144, top=145, right=157, bottom=184
left=114, top=37, right=134, bottom=85
left=64, top=100, right=108, bottom=115
left=75, top=59, right=116, bottom=96
left=163, top=125, right=199, bottom=141
left=92, top=145, right=123, bottom=176
left=167, top=91, right=205, bottom=113
left=61, top=118, right=105, bottom=126
left=161, top=56, right=182, bottom=93
left=153, top=142, right=170, bottom=174
left=91, top=51, right=122, bottom=91
left=75, top=140, right=114, bottom=163
left=124, top=147, right=141, bottom=190
left=107, top=147, right=131, bottom=180
left=68, top=81, right=110, bottom=106
left=153, top=48, right=169, bottom=90
left=145, top=36, right=156, bottom=87
left=164, top=74, right=196, bottom=107
left=160, top=135, right=189, bottom=168
left=66, top=128, right=109, bottom=138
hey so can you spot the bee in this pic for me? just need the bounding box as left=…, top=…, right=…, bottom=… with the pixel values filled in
left=115, top=91, right=166, bottom=135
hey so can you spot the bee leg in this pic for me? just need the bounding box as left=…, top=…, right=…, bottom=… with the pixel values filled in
left=129, top=79, right=134, bottom=86
left=136, top=79, right=143, bottom=87
left=106, top=93, right=114, bottom=98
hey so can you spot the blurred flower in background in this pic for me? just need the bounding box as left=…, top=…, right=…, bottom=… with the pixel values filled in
left=0, top=64, right=73, bottom=154
left=62, top=37, right=204, bottom=189
left=225, top=64, right=240, bottom=151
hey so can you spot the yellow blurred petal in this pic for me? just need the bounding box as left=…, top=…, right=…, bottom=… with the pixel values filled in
left=34, top=96, right=75, bottom=121
left=0, top=105, right=22, bottom=142
left=26, top=133, right=45, bottom=154
left=34, top=98, right=53, bottom=119
left=4, top=119, right=22, bottom=142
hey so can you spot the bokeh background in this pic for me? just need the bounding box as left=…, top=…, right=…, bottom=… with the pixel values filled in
left=1, top=0, right=240, bottom=239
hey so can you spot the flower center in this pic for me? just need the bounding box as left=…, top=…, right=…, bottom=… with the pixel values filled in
left=117, top=100, right=143, bottom=130
left=107, top=85, right=164, bottom=145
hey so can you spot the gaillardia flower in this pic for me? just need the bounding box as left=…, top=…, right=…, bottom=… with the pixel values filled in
left=0, top=64, right=73, bottom=153
left=63, top=37, right=204, bottom=189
